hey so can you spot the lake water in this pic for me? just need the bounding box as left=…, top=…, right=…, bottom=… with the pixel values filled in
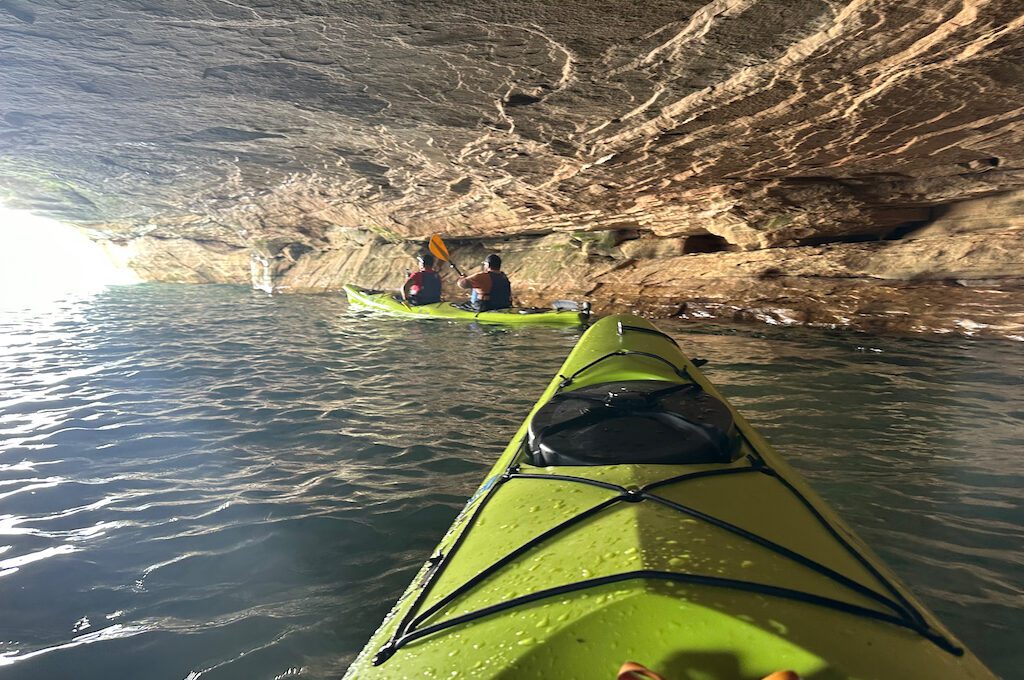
left=0, top=284, right=1020, bottom=679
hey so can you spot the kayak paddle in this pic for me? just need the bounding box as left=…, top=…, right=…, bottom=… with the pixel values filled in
left=428, top=234, right=464, bottom=276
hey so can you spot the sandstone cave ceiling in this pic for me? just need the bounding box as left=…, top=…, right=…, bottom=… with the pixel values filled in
left=1, top=0, right=1023, bottom=253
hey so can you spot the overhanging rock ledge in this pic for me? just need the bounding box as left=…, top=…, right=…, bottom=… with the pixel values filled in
left=2, top=0, right=1022, bottom=337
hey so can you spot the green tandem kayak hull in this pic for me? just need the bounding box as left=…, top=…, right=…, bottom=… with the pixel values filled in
left=344, top=315, right=996, bottom=680
left=343, top=284, right=588, bottom=326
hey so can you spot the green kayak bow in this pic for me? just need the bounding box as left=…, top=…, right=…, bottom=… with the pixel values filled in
left=344, top=314, right=996, bottom=680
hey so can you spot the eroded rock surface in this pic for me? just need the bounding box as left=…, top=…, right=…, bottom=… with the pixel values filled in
left=2, top=0, right=1023, bottom=337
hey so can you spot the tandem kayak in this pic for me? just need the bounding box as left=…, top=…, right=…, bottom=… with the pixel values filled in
left=343, top=284, right=589, bottom=326
left=344, top=315, right=996, bottom=680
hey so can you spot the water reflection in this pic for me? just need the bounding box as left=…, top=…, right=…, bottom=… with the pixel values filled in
left=0, top=285, right=1018, bottom=679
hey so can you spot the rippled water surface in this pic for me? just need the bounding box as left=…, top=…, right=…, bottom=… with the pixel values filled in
left=0, top=284, right=1021, bottom=679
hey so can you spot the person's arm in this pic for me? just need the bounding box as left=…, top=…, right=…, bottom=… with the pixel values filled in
left=457, top=272, right=482, bottom=290
left=401, top=273, right=416, bottom=300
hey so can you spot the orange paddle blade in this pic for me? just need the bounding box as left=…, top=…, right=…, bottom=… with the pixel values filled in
left=428, top=234, right=451, bottom=262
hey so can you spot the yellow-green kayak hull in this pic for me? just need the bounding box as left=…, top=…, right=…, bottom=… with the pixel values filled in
left=344, top=314, right=996, bottom=680
left=343, top=284, right=588, bottom=325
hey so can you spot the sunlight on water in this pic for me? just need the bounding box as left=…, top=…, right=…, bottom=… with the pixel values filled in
left=0, top=205, right=138, bottom=310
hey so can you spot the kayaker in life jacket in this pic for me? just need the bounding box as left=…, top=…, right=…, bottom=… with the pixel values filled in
left=456, top=253, right=512, bottom=311
left=401, top=252, right=443, bottom=305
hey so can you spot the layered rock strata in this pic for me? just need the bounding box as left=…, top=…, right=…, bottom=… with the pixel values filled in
left=101, top=188, right=1024, bottom=339
left=2, top=1, right=1023, bottom=337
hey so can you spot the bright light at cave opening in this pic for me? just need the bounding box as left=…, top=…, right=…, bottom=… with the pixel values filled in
left=0, top=204, right=139, bottom=308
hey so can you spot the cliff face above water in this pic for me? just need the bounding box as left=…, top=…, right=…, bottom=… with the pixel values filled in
left=2, top=1, right=1023, bottom=338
